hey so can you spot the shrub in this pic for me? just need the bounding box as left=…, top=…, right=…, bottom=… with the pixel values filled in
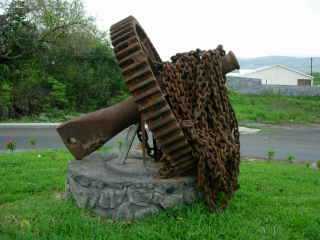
left=117, top=140, right=123, bottom=152
left=287, top=154, right=295, bottom=163
left=29, top=138, right=37, bottom=148
left=267, top=149, right=275, bottom=161
left=5, top=138, right=16, bottom=152
left=317, top=160, right=320, bottom=169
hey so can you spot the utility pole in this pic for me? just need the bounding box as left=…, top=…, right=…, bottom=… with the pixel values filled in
left=311, top=57, right=313, bottom=76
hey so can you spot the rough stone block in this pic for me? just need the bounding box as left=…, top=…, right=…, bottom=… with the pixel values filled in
left=66, top=153, right=199, bottom=220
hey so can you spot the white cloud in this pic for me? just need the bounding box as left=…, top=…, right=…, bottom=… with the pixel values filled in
left=84, top=0, right=320, bottom=59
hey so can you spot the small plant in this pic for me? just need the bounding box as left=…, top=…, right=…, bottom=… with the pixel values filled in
left=267, top=149, right=275, bottom=161
left=29, top=138, right=37, bottom=149
left=117, top=140, right=123, bottom=152
left=287, top=154, right=295, bottom=163
left=317, top=160, right=320, bottom=169
left=306, top=162, right=310, bottom=168
left=5, top=138, right=16, bottom=152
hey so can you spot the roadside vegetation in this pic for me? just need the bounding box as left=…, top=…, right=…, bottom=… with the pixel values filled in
left=313, top=72, right=320, bottom=85
left=0, top=150, right=319, bottom=239
left=0, top=0, right=128, bottom=122
left=2, top=91, right=320, bottom=125
left=230, top=92, right=320, bottom=124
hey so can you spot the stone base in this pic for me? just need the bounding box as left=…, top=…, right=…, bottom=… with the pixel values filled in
left=66, top=152, right=198, bottom=220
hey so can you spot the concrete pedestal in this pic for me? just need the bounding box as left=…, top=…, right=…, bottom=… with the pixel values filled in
left=66, top=152, right=198, bottom=220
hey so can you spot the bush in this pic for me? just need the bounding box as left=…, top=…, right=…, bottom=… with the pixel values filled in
left=267, top=149, right=275, bottom=161
left=287, top=154, right=295, bottom=163
left=29, top=138, right=37, bottom=148
left=5, top=138, right=16, bottom=152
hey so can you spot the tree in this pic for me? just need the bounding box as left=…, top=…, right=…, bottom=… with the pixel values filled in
left=0, top=0, right=38, bottom=64
left=0, top=0, right=89, bottom=65
left=0, top=0, right=125, bottom=120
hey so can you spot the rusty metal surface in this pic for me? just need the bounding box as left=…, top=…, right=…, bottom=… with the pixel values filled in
left=222, top=51, right=240, bottom=75
left=57, top=97, right=139, bottom=159
left=158, top=48, right=240, bottom=209
left=110, top=16, right=194, bottom=173
left=110, top=16, right=240, bottom=179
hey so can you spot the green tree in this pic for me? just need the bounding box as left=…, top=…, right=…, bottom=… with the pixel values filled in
left=0, top=0, right=125, bottom=120
left=0, top=0, right=38, bottom=64
left=48, top=76, right=67, bottom=108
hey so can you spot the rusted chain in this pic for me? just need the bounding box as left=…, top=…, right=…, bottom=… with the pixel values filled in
left=157, top=47, right=240, bottom=210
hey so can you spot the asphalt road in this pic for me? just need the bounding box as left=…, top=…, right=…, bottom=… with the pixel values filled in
left=240, top=124, right=320, bottom=161
left=0, top=123, right=319, bottom=161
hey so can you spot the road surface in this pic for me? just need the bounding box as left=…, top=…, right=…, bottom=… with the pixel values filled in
left=0, top=123, right=319, bottom=161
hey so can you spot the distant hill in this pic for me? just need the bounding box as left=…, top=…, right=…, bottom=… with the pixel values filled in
left=239, top=56, right=320, bottom=74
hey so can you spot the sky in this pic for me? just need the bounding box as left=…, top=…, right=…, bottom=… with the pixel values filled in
left=83, top=0, right=320, bottom=60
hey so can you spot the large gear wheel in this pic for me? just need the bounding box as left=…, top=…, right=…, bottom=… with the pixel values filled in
left=110, top=16, right=194, bottom=176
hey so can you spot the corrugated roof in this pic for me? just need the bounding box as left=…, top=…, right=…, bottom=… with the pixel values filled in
left=227, top=65, right=314, bottom=79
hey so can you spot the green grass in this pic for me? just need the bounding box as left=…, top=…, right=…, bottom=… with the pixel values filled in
left=230, top=92, right=320, bottom=124
left=1, top=151, right=320, bottom=239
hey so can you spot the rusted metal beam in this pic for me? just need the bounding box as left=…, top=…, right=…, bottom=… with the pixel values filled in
left=222, top=51, right=240, bottom=74
left=57, top=97, right=139, bottom=160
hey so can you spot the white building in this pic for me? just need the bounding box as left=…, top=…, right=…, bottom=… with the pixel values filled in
left=228, top=65, right=314, bottom=86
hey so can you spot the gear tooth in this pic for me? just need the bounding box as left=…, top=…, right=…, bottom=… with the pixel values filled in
left=111, top=26, right=135, bottom=43
left=111, top=16, right=136, bottom=32
left=164, top=140, right=189, bottom=154
left=114, top=42, right=141, bottom=60
left=113, top=37, right=138, bottom=54
left=127, top=74, right=153, bottom=89
left=118, top=51, right=144, bottom=67
left=111, top=29, right=135, bottom=46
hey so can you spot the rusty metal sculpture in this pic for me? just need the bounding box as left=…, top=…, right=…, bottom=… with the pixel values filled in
left=57, top=16, right=240, bottom=209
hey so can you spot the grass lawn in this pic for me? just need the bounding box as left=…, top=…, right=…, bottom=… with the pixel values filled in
left=230, top=92, right=320, bottom=124
left=0, top=151, right=320, bottom=239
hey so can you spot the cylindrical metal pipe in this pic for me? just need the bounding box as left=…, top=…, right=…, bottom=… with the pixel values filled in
left=57, top=97, right=139, bottom=159
left=222, top=51, right=240, bottom=74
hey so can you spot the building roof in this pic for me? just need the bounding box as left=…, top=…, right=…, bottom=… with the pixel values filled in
left=228, top=64, right=314, bottom=79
